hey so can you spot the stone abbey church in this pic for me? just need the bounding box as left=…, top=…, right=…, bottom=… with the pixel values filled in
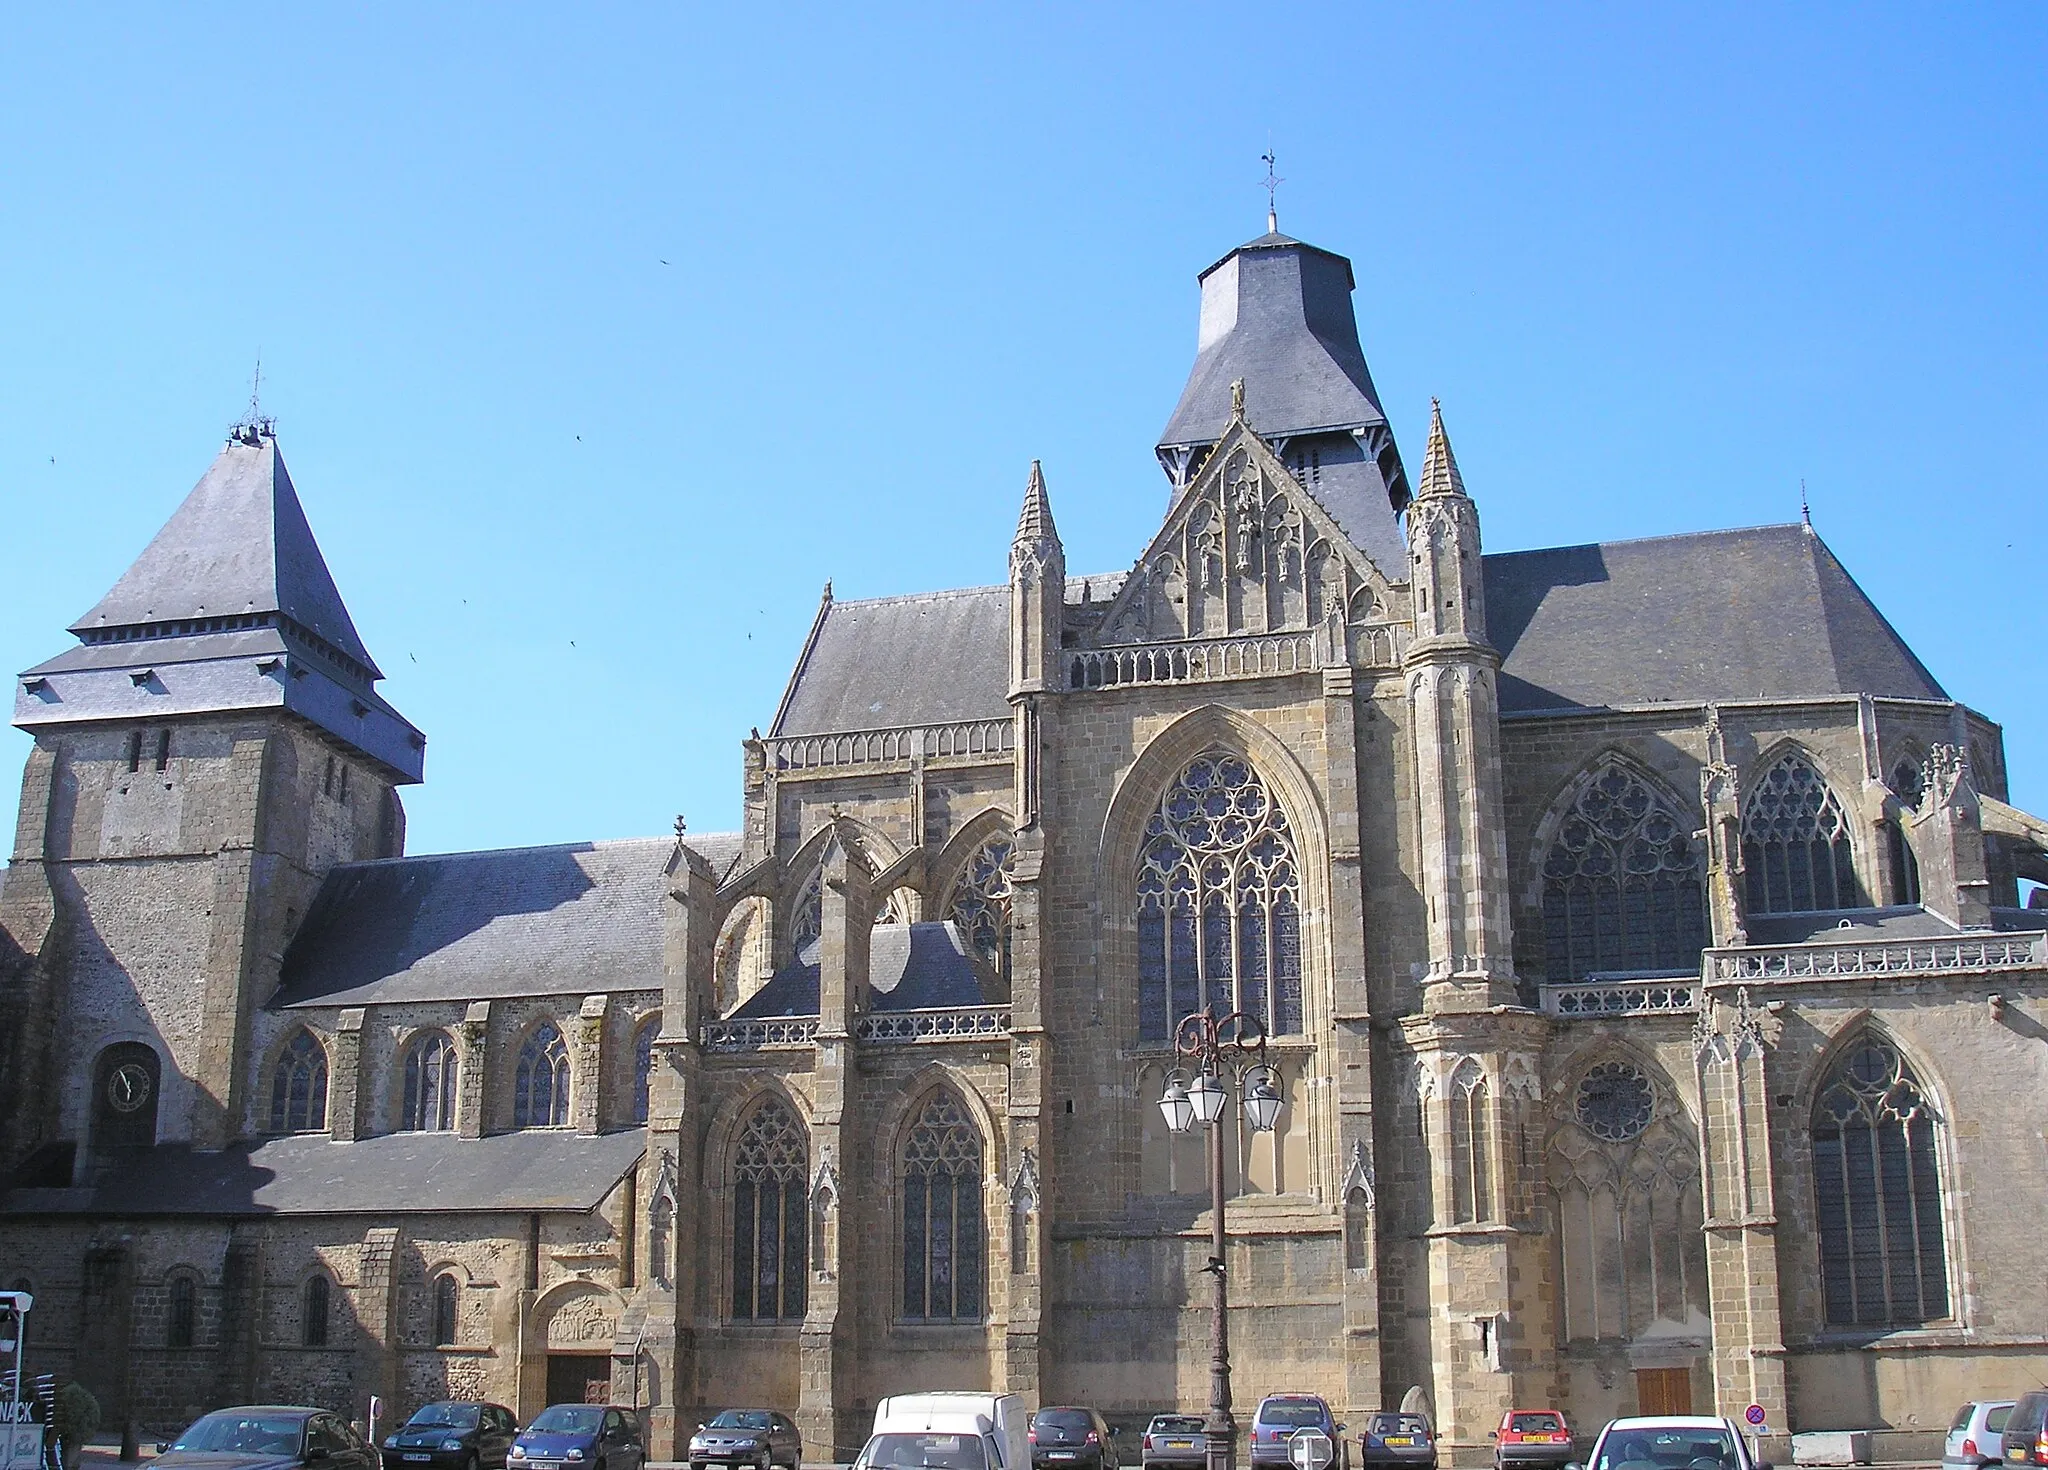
left=5, top=224, right=2048, bottom=1465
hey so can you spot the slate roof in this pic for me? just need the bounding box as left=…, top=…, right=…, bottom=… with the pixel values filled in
left=772, top=586, right=1014, bottom=737
left=727, top=921, right=997, bottom=1018
left=72, top=431, right=379, bottom=673
left=273, top=834, right=742, bottom=1008
left=0, top=1128, right=645, bottom=1217
left=1487, top=524, right=1946, bottom=713
left=1744, top=905, right=2045, bottom=945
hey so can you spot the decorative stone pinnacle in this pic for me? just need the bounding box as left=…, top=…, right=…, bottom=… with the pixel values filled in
left=1014, top=459, right=1059, bottom=547
left=1416, top=398, right=1467, bottom=500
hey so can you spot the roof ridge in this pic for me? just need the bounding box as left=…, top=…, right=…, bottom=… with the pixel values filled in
left=330, top=834, right=700, bottom=871
left=1486, top=521, right=1809, bottom=559
left=827, top=583, right=1007, bottom=608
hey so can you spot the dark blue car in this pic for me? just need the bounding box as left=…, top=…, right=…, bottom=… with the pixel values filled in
left=508, top=1406, right=645, bottom=1470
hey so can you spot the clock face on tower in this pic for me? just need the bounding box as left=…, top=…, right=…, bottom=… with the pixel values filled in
left=107, top=1062, right=154, bottom=1114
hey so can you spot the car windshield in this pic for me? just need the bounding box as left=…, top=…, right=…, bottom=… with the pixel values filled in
left=171, top=1412, right=307, bottom=1456
left=860, top=1433, right=989, bottom=1470
left=1369, top=1418, right=1428, bottom=1437
left=1259, top=1404, right=1326, bottom=1429
left=1594, top=1428, right=1738, bottom=1470
left=529, top=1408, right=604, bottom=1436
left=1512, top=1417, right=1564, bottom=1434
left=711, top=1414, right=774, bottom=1432
left=1150, top=1419, right=1205, bottom=1435
left=409, top=1406, right=481, bottom=1431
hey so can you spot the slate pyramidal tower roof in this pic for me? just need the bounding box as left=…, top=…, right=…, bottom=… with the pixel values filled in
left=15, top=425, right=425, bottom=782
left=1156, top=229, right=1412, bottom=571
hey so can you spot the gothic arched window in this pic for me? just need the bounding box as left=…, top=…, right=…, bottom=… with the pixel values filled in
left=1813, top=1036, right=1950, bottom=1327
left=167, top=1273, right=197, bottom=1348
left=303, top=1274, right=331, bottom=1348
left=514, top=1024, right=570, bottom=1129
left=401, top=1031, right=456, bottom=1132
left=1887, top=759, right=1924, bottom=906
left=1541, top=765, right=1706, bottom=980
left=1136, top=752, right=1302, bottom=1043
left=431, top=1272, right=459, bottom=1346
left=632, top=1018, right=659, bottom=1125
left=947, top=831, right=1015, bottom=982
left=269, top=1031, right=328, bottom=1133
left=790, top=868, right=907, bottom=954
left=1448, top=1061, right=1493, bottom=1225
left=731, top=1096, right=808, bottom=1321
left=1743, top=754, right=1861, bottom=913
left=902, top=1091, right=983, bottom=1322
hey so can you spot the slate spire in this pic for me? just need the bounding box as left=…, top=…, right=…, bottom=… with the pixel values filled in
left=1414, top=398, right=1468, bottom=501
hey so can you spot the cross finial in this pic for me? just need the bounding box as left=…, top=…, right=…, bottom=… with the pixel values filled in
left=673, top=814, right=688, bottom=838
left=1260, top=146, right=1284, bottom=234
left=231, top=356, right=275, bottom=444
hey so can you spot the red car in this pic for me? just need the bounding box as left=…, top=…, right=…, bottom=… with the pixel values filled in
left=1493, top=1411, right=1574, bottom=1470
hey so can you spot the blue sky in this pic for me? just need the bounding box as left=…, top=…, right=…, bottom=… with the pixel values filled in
left=3, top=4, right=2043, bottom=856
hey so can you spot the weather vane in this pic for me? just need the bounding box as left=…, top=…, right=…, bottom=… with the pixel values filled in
left=234, top=356, right=275, bottom=443
left=1261, top=146, right=1284, bottom=233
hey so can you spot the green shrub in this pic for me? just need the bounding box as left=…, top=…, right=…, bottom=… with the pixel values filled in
left=52, top=1382, right=100, bottom=1444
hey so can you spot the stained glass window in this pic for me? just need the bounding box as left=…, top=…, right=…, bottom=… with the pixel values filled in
left=731, top=1097, right=808, bottom=1321
left=947, top=832, right=1015, bottom=981
left=1813, top=1037, right=1949, bottom=1327
left=514, top=1024, right=570, bottom=1128
left=269, top=1031, right=328, bottom=1133
left=1136, top=752, right=1302, bottom=1043
left=1541, top=765, right=1706, bottom=980
left=401, top=1031, right=456, bottom=1132
left=902, top=1091, right=983, bottom=1322
left=1575, top=1061, right=1654, bottom=1143
left=1743, top=754, right=1861, bottom=913
left=303, top=1275, right=330, bottom=1347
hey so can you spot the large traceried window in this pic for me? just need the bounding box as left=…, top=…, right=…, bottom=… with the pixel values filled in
left=1137, top=752, right=1302, bottom=1043
left=401, top=1031, right=456, bottom=1132
left=1743, top=754, right=1861, bottom=913
left=730, top=1096, right=808, bottom=1321
left=269, top=1031, right=329, bottom=1133
left=1813, top=1036, right=1950, bottom=1327
left=902, top=1091, right=983, bottom=1322
left=514, top=1024, right=570, bottom=1129
left=947, top=831, right=1015, bottom=982
left=1542, top=765, right=1706, bottom=980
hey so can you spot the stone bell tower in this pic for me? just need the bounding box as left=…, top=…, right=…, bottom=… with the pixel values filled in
left=0, top=423, right=424, bottom=1173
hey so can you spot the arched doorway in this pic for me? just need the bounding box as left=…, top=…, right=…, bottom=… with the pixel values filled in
left=539, top=1283, right=620, bottom=1407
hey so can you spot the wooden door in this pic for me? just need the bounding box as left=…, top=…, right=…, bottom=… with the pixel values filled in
left=546, top=1353, right=612, bottom=1407
left=1634, top=1367, right=1694, bottom=1416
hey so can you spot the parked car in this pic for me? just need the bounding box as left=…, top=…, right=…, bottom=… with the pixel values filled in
left=1358, top=1413, right=1435, bottom=1470
left=1032, top=1408, right=1117, bottom=1470
left=508, top=1406, right=645, bottom=1470
left=1577, top=1417, right=1770, bottom=1470
left=1142, top=1416, right=1208, bottom=1470
left=1946, top=1401, right=2016, bottom=1470
left=857, top=1392, right=1031, bottom=1470
left=1250, top=1397, right=1343, bottom=1470
left=158, top=1407, right=378, bottom=1470
left=1493, top=1411, right=1573, bottom=1470
left=381, top=1402, right=519, bottom=1470
left=688, top=1410, right=802, bottom=1470
left=2003, top=1393, right=2048, bottom=1468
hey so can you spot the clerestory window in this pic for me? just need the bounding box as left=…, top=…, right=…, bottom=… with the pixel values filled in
left=1541, top=764, right=1706, bottom=980
left=1743, top=754, right=1861, bottom=913
left=514, top=1024, right=569, bottom=1128
left=269, top=1030, right=329, bottom=1133
left=947, top=831, right=1015, bottom=984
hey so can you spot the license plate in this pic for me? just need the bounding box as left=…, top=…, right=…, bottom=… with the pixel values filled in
left=1167, top=1443, right=1197, bottom=1451
left=404, top=1457, right=433, bottom=1463
left=1385, top=1440, right=1412, bottom=1448
left=1052, top=1454, right=1075, bottom=1460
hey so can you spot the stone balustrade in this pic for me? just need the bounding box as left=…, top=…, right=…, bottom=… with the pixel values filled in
left=1541, top=973, right=1700, bottom=1018
left=762, top=718, right=1013, bottom=773
left=1705, top=930, right=2048, bottom=985
left=700, top=1016, right=819, bottom=1052
left=699, top=1007, right=1012, bottom=1051
left=1068, top=632, right=1321, bottom=691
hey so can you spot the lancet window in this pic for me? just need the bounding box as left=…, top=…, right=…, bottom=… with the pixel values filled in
left=303, top=1274, right=330, bottom=1347
left=902, top=1091, right=983, bottom=1322
left=1887, top=759, right=1924, bottom=906
left=431, top=1273, right=459, bottom=1345
left=401, top=1031, right=456, bottom=1132
left=1813, top=1036, right=1950, bottom=1326
left=1541, top=765, right=1706, bottom=980
left=269, top=1030, right=328, bottom=1133
left=947, top=832, right=1015, bottom=982
left=1743, top=754, right=1861, bottom=913
left=1448, top=1061, right=1493, bottom=1225
left=514, top=1024, right=569, bottom=1129
left=1136, top=752, right=1302, bottom=1044
left=731, top=1096, right=808, bottom=1321
left=632, top=1018, right=658, bottom=1125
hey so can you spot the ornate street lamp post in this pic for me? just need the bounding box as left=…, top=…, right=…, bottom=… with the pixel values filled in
left=1158, top=1008, right=1283, bottom=1470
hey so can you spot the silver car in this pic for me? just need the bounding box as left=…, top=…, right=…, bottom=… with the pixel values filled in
left=1946, top=1402, right=2017, bottom=1470
left=1575, top=1417, right=1771, bottom=1470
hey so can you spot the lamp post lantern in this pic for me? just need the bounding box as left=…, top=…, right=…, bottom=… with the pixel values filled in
left=1157, top=1007, right=1278, bottom=1470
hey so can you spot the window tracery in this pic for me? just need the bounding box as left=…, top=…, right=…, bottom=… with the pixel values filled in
left=401, top=1031, right=456, bottom=1132
left=269, top=1031, right=328, bottom=1133
left=902, top=1091, right=983, bottom=1322
left=1136, top=752, right=1302, bottom=1043
left=514, top=1024, right=569, bottom=1129
left=1575, top=1061, right=1654, bottom=1143
left=790, top=870, right=907, bottom=953
left=731, top=1097, right=808, bottom=1321
left=1541, top=765, right=1706, bottom=980
left=947, top=832, right=1015, bottom=981
left=1743, top=754, right=1861, bottom=913
left=1813, top=1036, right=1950, bottom=1326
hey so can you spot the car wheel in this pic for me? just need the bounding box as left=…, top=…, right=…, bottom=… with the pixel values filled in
left=465, top=1455, right=479, bottom=1470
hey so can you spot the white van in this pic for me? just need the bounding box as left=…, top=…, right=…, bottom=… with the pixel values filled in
left=857, top=1393, right=1030, bottom=1470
